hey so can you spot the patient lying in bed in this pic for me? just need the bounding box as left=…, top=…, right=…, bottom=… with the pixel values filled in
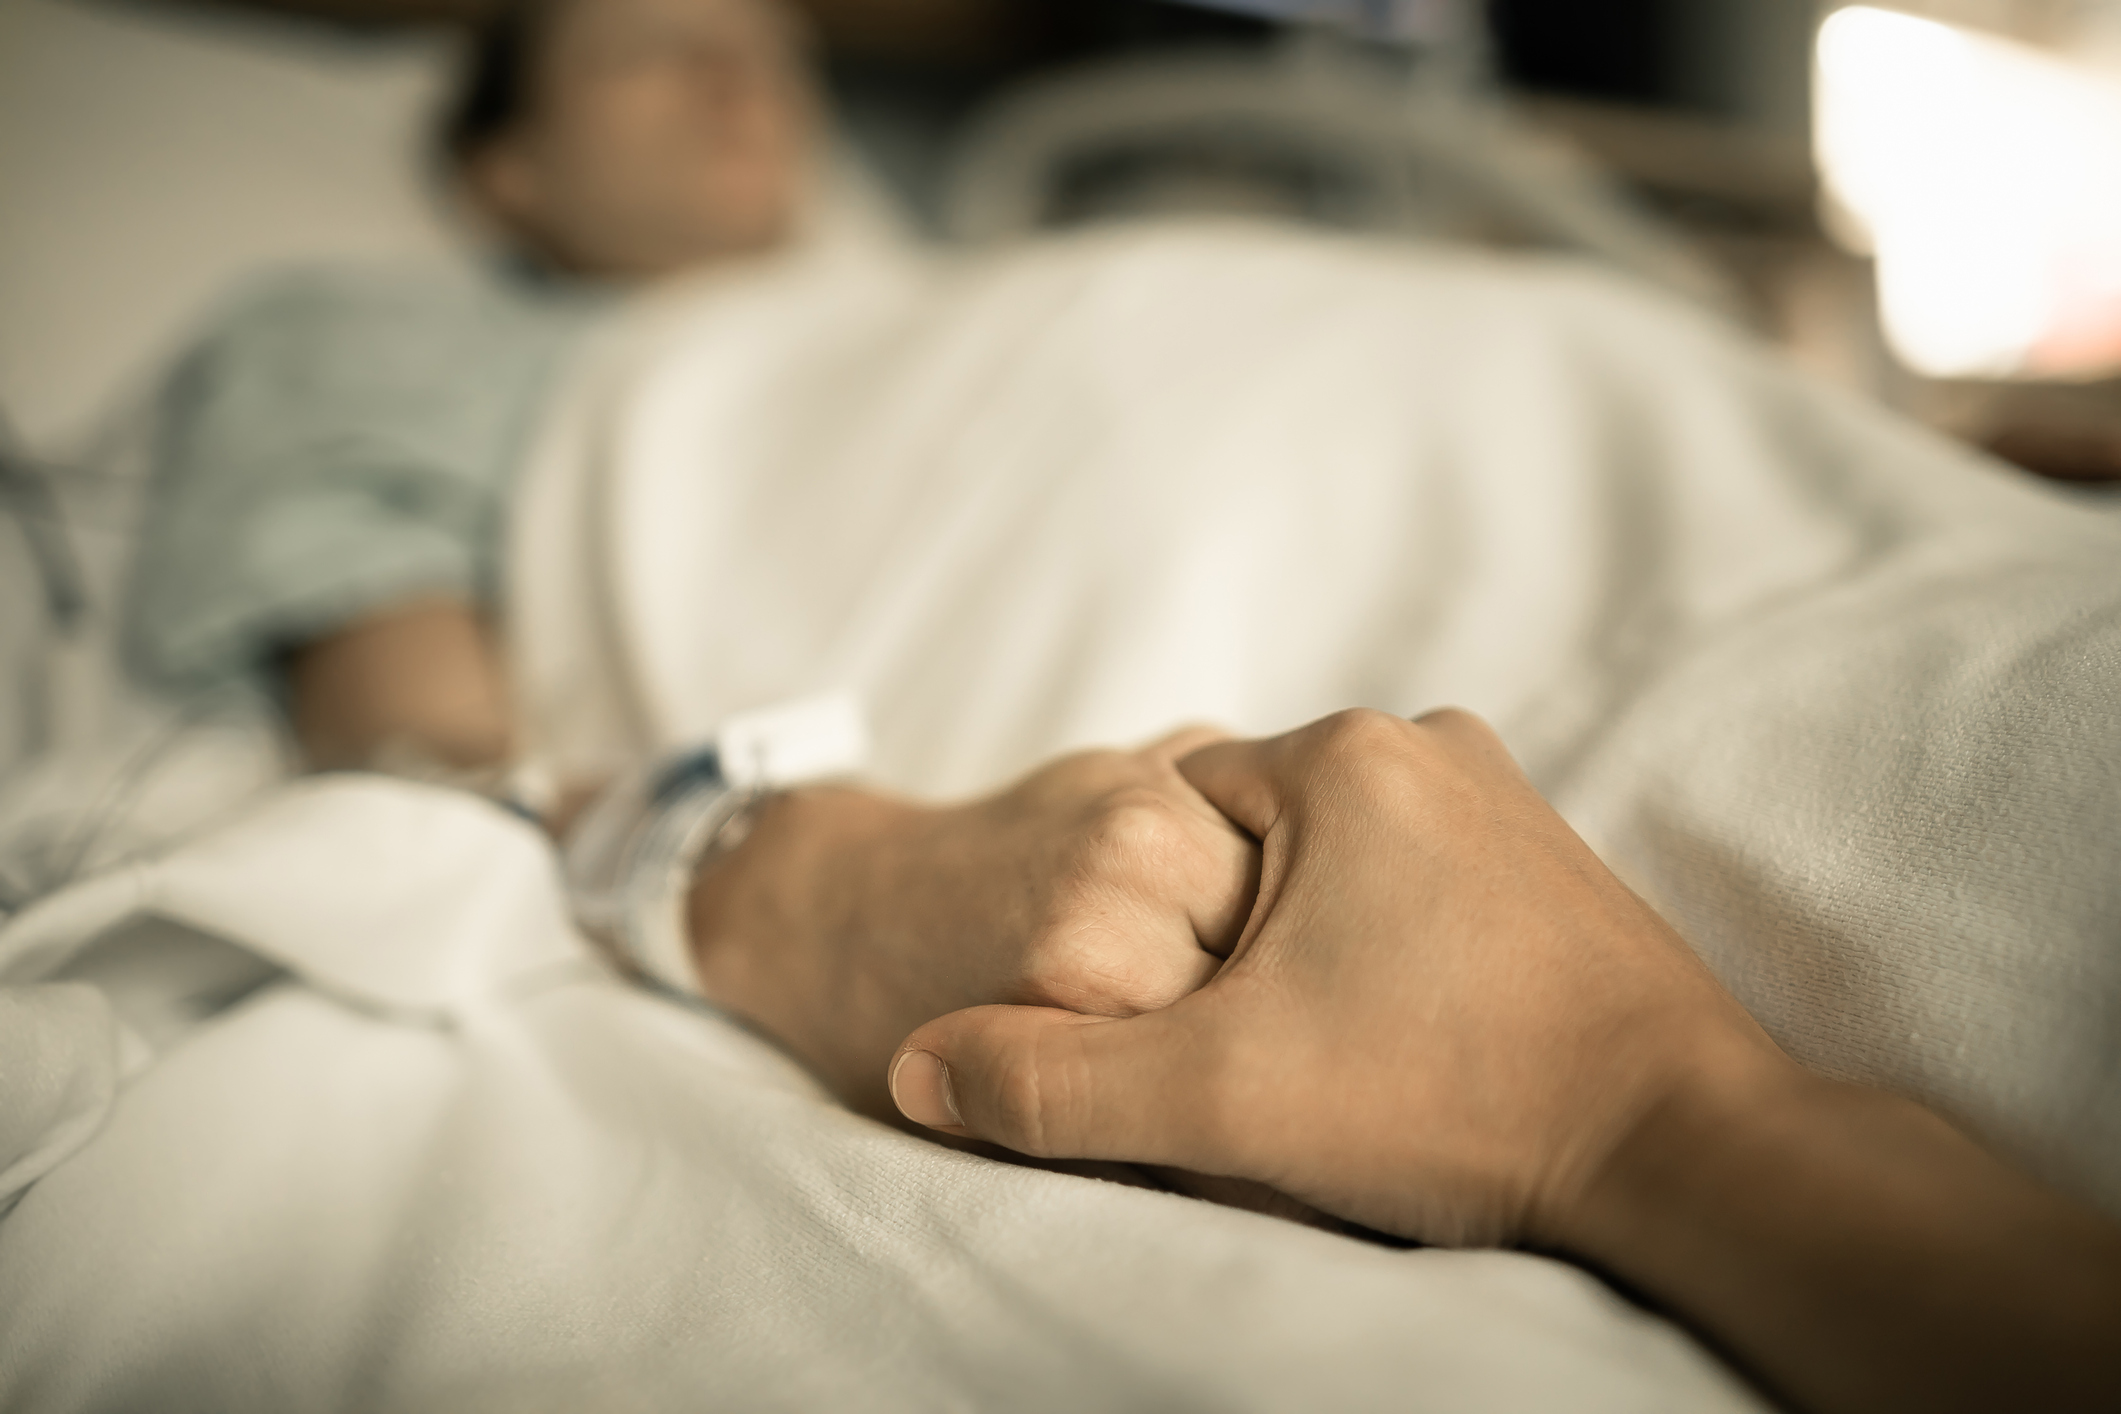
left=129, top=0, right=1273, bottom=1139
left=105, top=0, right=2121, bottom=1405
left=132, top=0, right=812, bottom=774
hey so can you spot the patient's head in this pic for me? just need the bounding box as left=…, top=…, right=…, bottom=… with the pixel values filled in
left=442, top=0, right=813, bottom=278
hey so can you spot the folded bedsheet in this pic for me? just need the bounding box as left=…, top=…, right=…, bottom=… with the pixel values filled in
left=2, top=219, right=2115, bottom=1411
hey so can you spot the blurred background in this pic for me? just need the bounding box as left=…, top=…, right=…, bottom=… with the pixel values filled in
left=3, top=0, right=2119, bottom=479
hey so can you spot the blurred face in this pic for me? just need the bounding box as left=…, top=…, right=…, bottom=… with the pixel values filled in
left=472, top=0, right=814, bottom=277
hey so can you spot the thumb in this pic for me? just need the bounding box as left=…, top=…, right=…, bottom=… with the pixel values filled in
left=890, top=1004, right=1215, bottom=1168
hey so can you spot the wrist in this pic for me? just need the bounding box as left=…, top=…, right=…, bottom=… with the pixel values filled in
left=682, top=784, right=928, bottom=1086
left=1549, top=1037, right=2121, bottom=1414
left=686, top=785, right=902, bottom=960
left=1538, top=1025, right=1814, bottom=1261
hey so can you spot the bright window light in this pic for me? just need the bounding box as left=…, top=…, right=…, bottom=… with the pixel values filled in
left=1815, top=5, right=2121, bottom=379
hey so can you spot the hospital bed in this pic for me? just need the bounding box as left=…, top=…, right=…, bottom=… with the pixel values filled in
left=4, top=2, right=2121, bottom=1409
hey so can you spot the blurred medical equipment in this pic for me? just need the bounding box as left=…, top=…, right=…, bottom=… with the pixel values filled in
left=945, top=1, right=1735, bottom=312
left=0, top=406, right=88, bottom=645
left=0, top=386, right=287, bottom=921
left=0, top=0, right=462, bottom=917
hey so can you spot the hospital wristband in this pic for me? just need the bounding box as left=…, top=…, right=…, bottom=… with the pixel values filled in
left=562, top=751, right=761, bottom=996
left=559, top=693, right=869, bottom=999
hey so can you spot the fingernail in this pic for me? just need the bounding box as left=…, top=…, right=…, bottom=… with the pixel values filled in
left=889, top=1049, right=961, bottom=1128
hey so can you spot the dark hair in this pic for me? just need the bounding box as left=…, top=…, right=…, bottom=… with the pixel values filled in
left=438, top=0, right=566, bottom=169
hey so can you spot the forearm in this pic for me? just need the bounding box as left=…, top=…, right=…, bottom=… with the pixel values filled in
left=286, top=597, right=516, bottom=772
left=1566, top=1057, right=2121, bottom=1414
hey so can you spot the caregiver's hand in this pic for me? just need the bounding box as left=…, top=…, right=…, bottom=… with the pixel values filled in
left=685, top=729, right=1255, bottom=1122
left=890, top=709, right=2121, bottom=1414
left=893, top=707, right=1762, bottom=1244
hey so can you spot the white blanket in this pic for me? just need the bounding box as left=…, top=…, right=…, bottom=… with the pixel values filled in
left=0, top=781, right=1755, bottom=1412
left=4, top=221, right=2117, bottom=1411
left=518, top=219, right=2121, bottom=1205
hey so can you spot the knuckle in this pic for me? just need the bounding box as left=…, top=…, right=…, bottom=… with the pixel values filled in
left=1084, top=789, right=1188, bottom=869
left=1307, top=708, right=1413, bottom=778
left=1413, top=705, right=1500, bottom=751
left=1303, top=709, right=1431, bottom=813
left=1310, top=707, right=1410, bottom=760
left=1014, top=928, right=1091, bottom=1001
left=1019, top=940, right=1176, bottom=1017
left=1413, top=704, right=1480, bottom=732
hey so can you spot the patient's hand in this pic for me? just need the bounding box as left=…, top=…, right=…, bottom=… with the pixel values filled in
left=683, top=729, right=1257, bottom=1122
left=288, top=598, right=516, bottom=773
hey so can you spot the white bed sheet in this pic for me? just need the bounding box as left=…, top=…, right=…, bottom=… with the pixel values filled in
left=0, top=777, right=1760, bottom=1413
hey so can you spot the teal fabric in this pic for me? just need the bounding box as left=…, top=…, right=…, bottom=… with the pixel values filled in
left=127, top=263, right=606, bottom=687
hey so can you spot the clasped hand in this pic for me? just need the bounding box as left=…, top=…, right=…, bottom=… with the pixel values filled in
left=685, top=727, right=1257, bottom=1124
left=887, top=708, right=1782, bottom=1250
left=688, top=710, right=2121, bottom=1414
left=689, top=708, right=1770, bottom=1250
